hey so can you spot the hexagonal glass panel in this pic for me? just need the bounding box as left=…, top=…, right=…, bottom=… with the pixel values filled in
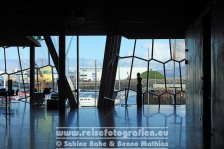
left=129, top=58, right=148, bottom=92
left=149, top=60, right=166, bottom=95
left=119, top=37, right=135, bottom=57
left=153, top=39, right=171, bottom=62
left=165, top=61, right=181, bottom=94
left=170, top=39, right=185, bottom=61
left=135, top=39, right=152, bottom=60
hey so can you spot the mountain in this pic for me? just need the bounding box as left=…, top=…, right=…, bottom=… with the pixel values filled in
left=157, top=66, right=186, bottom=78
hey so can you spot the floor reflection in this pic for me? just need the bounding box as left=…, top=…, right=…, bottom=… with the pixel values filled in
left=0, top=101, right=186, bottom=149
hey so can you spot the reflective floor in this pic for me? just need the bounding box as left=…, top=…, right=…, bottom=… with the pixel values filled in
left=0, top=101, right=186, bottom=149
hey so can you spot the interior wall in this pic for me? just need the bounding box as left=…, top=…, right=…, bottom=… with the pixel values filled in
left=186, top=0, right=224, bottom=148
left=185, top=19, right=204, bottom=149
left=211, top=0, right=224, bottom=148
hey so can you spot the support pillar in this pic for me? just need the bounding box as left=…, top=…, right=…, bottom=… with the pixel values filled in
left=202, top=11, right=212, bottom=149
left=44, top=36, right=77, bottom=109
left=30, top=44, right=35, bottom=106
left=202, top=10, right=211, bottom=134
left=98, top=35, right=121, bottom=108
left=59, top=34, right=66, bottom=113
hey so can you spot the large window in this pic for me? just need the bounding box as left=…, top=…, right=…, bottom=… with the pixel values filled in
left=0, top=37, right=185, bottom=106
left=115, top=38, right=186, bottom=105
left=0, top=38, right=58, bottom=101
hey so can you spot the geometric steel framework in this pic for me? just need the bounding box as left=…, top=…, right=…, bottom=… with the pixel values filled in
left=0, top=44, right=57, bottom=102
left=0, top=38, right=185, bottom=107
left=117, top=39, right=185, bottom=105
left=0, top=36, right=77, bottom=109
left=0, top=47, right=31, bottom=101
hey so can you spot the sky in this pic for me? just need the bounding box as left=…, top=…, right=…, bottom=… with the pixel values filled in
left=0, top=36, right=185, bottom=72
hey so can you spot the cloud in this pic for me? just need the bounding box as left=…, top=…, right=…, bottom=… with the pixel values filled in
left=143, top=39, right=185, bottom=61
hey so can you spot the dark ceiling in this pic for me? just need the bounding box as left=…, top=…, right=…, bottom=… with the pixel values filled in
left=0, top=0, right=210, bottom=39
left=0, top=35, right=41, bottom=47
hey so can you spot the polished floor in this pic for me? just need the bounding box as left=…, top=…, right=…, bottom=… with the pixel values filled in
left=0, top=101, right=186, bottom=149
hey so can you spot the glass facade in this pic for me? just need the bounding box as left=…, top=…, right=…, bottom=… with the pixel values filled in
left=0, top=36, right=185, bottom=106
left=0, top=39, right=58, bottom=101
left=115, top=38, right=186, bottom=105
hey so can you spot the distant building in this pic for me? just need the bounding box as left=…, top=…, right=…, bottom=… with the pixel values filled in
left=67, top=67, right=149, bottom=82
left=68, top=67, right=102, bottom=82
